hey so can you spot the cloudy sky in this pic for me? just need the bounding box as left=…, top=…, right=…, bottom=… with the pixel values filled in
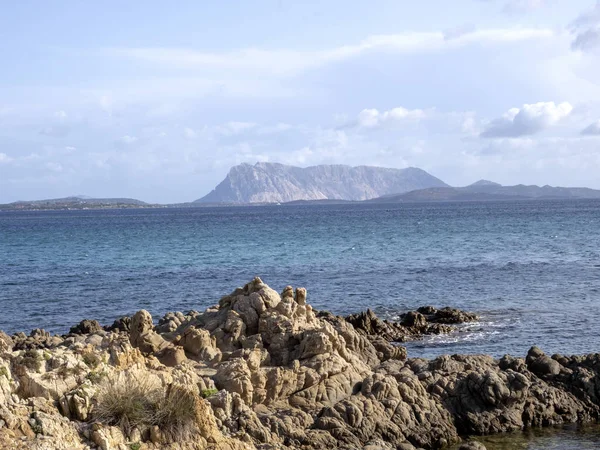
left=2, top=0, right=600, bottom=203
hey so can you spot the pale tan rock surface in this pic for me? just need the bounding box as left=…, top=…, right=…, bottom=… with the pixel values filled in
left=0, top=278, right=599, bottom=449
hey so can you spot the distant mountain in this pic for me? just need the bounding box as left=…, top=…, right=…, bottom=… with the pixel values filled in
left=369, top=183, right=600, bottom=203
left=468, top=179, right=502, bottom=187
left=196, top=162, right=449, bottom=203
left=2, top=197, right=149, bottom=210
left=461, top=183, right=600, bottom=199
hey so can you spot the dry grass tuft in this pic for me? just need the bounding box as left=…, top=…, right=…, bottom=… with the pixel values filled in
left=154, top=384, right=202, bottom=442
left=94, top=372, right=161, bottom=436
left=93, top=372, right=202, bottom=442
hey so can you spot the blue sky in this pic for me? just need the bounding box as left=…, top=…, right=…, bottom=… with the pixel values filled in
left=2, top=0, right=600, bottom=202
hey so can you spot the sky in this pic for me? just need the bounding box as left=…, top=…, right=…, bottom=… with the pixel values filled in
left=2, top=0, right=600, bottom=203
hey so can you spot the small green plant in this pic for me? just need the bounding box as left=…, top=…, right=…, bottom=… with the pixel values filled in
left=19, top=350, right=43, bottom=372
left=200, top=388, right=218, bottom=398
left=87, top=370, right=106, bottom=384
left=82, top=352, right=101, bottom=369
left=30, top=422, right=43, bottom=435
left=0, top=366, right=9, bottom=379
left=129, top=443, right=141, bottom=450
left=42, top=351, right=52, bottom=361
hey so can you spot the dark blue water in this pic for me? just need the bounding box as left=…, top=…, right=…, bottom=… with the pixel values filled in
left=1, top=201, right=599, bottom=360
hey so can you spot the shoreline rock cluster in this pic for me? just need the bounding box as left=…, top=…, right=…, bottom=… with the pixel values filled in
left=0, top=278, right=598, bottom=449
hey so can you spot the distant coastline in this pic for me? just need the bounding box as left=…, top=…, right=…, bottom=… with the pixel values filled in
left=3, top=192, right=600, bottom=212
left=4, top=162, right=600, bottom=211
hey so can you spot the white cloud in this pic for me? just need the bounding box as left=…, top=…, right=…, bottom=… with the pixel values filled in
left=357, top=107, right=429, bottom=129
left=256, top=123, right=293, bottom=135
left=225, top=121, right=256, bottom=134
left=570, top=1, right=600, bottom=52
left=461, top=113, right=481, bottom=136
left=285, top=146, right=314, bottom=165
left=65, top=146, right=77, bottom=151
left=184, top=127, right=197, bottom=139
left=0, top=153, right=12, bottom=164
left=39, top=125, right=70, bottom=137
left=215, top=121, right=257, bottom=135
left=443, top=24, right=477, bottom=41
left=99, top=94, right=113, bottom=114
left=481, top=101, right=573, bottom=138
left=119, top=135, right=138, bottom=144
left=582, top=120, right=600, bottom=135
left=503, top=0, right=548, bottom=13
left=108, top=28, right=555, bottom=76
left=479, top=0, right=548, bottom=14
left=45, top=162, right=63, bottom=172
left=53, top=110, right=68, bottom=120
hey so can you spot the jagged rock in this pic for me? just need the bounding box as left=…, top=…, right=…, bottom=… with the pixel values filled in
left=316, top=369, right=459, bottom=448
left=459, top=441, right=487, bottom=450
left=30, top=409, right=85, bottom=449
left=206, top=279, right=374, bottom=413
left=410, top=352, right=596, bottom=436
left=400, top=311, right=427, bottom=328
left=107, top=337, right=146, bottom=369
left=69, top=319, right=103, bottom=335
left=345, top=309, right=404, bottom=341
left=345, top=305, right=476, bottom=345
left=526, top=346, right=561, bottom=377
left=150, top=424, right=162, bottom=444
left=180, top=326, right=222, bottom=363
left=129, top=310, right=168, bottom=354
left=12, top=329, right=63, bottom=351
left=156, top=345, right=186, bottom=367
left=155, top=311, right=186, bottom=334
left=59, top=385, right=94, bottom=421
left=104, top=316, right=131, bottom=333
left=91, top=423, right=126, bottom=450
left=2, top=279, right=600, bottom=450
left=371, top=338, right=407, bottom=362
left=18, top=366, right=82, bottom=401
left=423, top=307, right=478, bottom=324
left=0, top=332, right=13, bottom=354
left=295, top=287, right=307, bottom=306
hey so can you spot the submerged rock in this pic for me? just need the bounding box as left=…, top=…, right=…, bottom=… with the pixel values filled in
left=345, top=304, right=477, bottom=343
left=459, top=441, right=487, bottom=450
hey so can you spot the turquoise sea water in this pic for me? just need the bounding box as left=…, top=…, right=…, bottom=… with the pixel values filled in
left=1, top=200, right=599, bottom=361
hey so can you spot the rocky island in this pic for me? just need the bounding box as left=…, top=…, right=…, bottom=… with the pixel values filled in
left=196, top=163, right=449, bottom=203
left=5, top=164, right=600, bottom=211
left=0, top=278, right=598, bottom=449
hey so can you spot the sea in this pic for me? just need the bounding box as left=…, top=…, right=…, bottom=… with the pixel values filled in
left=2, top=200, right=600, bottom=448
left=1, top=200, right=599, bottom=358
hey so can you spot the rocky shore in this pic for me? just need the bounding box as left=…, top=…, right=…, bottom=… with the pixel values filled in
left=0, top=278, right=598, bottom=449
